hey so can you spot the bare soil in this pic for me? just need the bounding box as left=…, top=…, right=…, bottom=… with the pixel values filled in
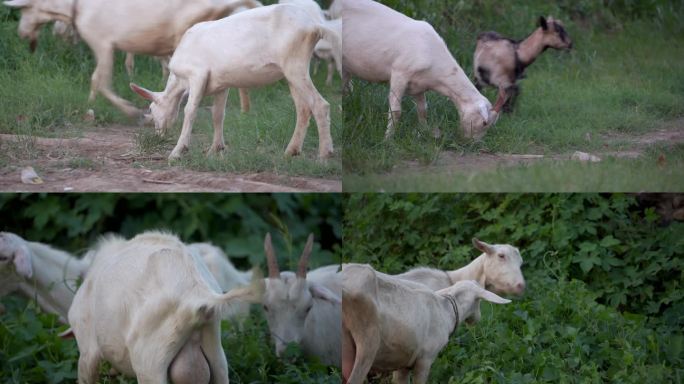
left=399, top=120, right=684, bottom=173
left=0, top=125, right=340, bottom=192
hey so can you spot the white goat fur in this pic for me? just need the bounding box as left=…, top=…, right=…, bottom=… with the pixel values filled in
left=0, top=232, right=88, bottom=323
left=262, top=233, right=341, bottom=367
left=4, top=0, right=260, bottom=117
left=342, top=264, right=510, bottom=384
left=130, top=4, right=334, bottom=160
left=396, top=238, right=526, bottom=295
left=337, top=0, right=498, bottom=139
left=68, top=231, right=263, bottom=384
left=279, top=0, right=343, bottom=86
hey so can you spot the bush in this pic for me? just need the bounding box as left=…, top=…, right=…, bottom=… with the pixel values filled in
left=342, top=194, right=684, bottom=382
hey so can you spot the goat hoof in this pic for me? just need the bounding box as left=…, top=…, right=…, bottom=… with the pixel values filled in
left=285, top=147, right=302, bottom=157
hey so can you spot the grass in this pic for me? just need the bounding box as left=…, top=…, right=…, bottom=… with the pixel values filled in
left=0, top=4, right=341, bottom=179
left=344, top=144, right=684, bottom=192
left=342, top=1, right=684, bottom=191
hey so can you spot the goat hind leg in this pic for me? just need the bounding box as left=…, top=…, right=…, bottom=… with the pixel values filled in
left=238, top=88, right=250, bottom=113
left=287, top=75, right=333, bottom=158
left=284, top=82, right=313, bottom=157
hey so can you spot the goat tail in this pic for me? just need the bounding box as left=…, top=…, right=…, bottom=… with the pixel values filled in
left=210, top=267, right=264, bottom=318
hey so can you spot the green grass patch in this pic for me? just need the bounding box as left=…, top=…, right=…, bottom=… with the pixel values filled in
left=344, top=145, right=684, bottom=192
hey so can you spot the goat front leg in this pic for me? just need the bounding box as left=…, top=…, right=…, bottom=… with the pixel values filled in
left=169, top=73, right=207, bottom=160
left=238, top=88, right=250, bottom=113
left=77, top=351, right=101, bottom=384
left=89, top=46, right=140, bottom=117
left=503, top=84, right=520, bottom=113
left=411, top=358, right=435, bottom=384
left=341, top=325, right=355, bottom=383
left=386, top=73, right=409, bottom=139
left=208, top=89, right=228, bottom=155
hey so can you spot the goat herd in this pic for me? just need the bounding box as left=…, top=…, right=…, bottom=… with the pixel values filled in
left=4, top=0, right=572, bottom=162
left=0, top=229, right=525, bottom=383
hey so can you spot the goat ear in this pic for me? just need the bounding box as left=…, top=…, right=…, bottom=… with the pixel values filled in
left=310, top=283, right=340, bottom=304
left=472, top=238, right=495, bottom=255
left=539, top=16, right=548, bottom=30
left=129, top=83, right=158, bottom=102
left=4, top=0, right=32, bottom=8
left=13, top=246, right=33, bottom=278
left=478, top=287, right=510, bottom=304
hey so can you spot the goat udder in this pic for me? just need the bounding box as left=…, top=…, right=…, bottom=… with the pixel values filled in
left=168, top=333, right=210, bottom=384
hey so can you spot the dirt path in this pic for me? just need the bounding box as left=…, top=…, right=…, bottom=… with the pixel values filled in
left=0, top=126, right=340, bottom=192
left=399, top=120, right=684, bottom=173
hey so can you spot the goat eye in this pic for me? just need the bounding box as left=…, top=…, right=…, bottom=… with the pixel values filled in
left=498, top=253, right=505, bottom=259
left=262, top=305, right=268, bottom=312
left=305, top=305, right=313, bottom=313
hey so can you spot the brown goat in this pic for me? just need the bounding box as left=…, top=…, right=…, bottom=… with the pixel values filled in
left=473, top=16, right=572, bottom=112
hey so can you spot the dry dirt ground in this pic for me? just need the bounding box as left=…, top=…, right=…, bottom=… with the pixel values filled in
left=0, top=125, right=340, bottom=192
left=399, top=120, right=684, bottom=173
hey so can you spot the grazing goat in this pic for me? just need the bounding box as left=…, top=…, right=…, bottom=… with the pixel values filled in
left=396, top=238, right=526, bottom=295
left=4, top=0, right=260, bottom=117
left=474, top=16, right=573, bottom=112
left=68, top=231, right=264, bottom=384
left=130, top=4, right=335, bottom=160
left=262, top=233, right=341, bottom=367
left=342, top=264, right=510, bottom=384
left=337, top=0, right=499, bottom=140
left=0, top=232, right=88, bottom=323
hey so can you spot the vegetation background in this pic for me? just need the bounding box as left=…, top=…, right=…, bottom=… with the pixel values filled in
left=0, top=0, right=341, bottom=179
left=342, top=193, right=684, bottom=383
left=0, top=193, right=342, bottom=383
left=343, top=0, right=684, bottom=191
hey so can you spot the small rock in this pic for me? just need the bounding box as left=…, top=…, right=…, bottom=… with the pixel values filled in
left=21, top=166, right=43, bottom=184
left=83, top=109, right=95, bottom=122
left=571, top=151, right=601, bottom=162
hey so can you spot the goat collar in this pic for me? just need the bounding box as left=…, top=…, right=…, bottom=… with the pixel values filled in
left=442, top=294, right=460, bottom=333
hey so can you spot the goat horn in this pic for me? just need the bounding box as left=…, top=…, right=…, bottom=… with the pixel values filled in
left=296, top=233, right=314, bottom=278
left=264, top=233, right=280, bottom=279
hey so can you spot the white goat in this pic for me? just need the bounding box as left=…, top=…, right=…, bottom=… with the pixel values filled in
left=130, top=4, right=335, bottom=160
left=0, top=232, right=88, bottom=323
left=342, top=263, right=510, bottom=384
left=4, top=0, right=260, bottom=117
left=396, top=238, right=526, bottom=294
left=68, top=231, right=263, bottom=384
left=262, top=233, right=341, bottom=367
left=337, top=0, right=499, bottom=139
